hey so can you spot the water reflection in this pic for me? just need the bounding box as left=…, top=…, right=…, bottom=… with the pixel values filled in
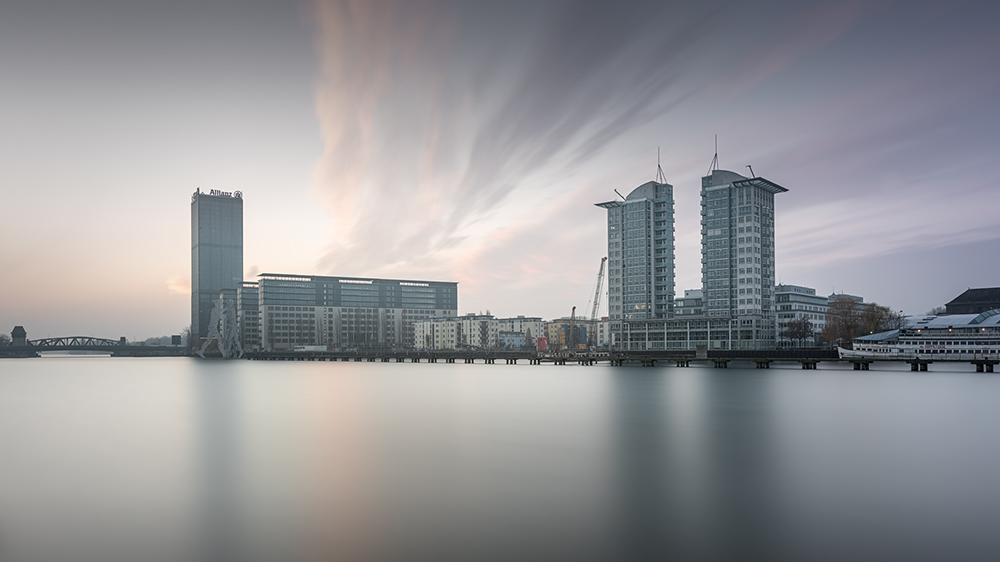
left=191, top=361, right=242, bottom=562
left=3, top=359, right=1000, bottom=561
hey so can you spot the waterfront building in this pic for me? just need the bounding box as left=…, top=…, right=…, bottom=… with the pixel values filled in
left=945, top=287, right=1000, bottom=315
left=595, top=167, right=787, bottom=350
left=257, top=273, right=457, bottom=351
left=456, top=313, right=497, bottom=349
left=11, top=326, right=27, bottom=346
left=498, top=331, right=527, bottom=349
left=775, top=284, right=828, bottom=347
left=191, top=188, right=243, bottom=345
left=674, top=289, right=703, bottom=316
left=843, top=310, right=1000, bottom=364
left=700, top=169, right=786, bottom=347
left=413, top=317, right=461, bottom=350
left=237, top=281, right=260, bottom=352
left=496, top=316, right=544, bottom=345
left=595, top=179, right=676, bottom=347
left=544, top=317, right=591, bottom=351
left=828, top=292, right=869, bottom=309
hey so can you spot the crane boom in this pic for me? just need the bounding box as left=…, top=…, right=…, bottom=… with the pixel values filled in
left=569, top=306, right=576, bottom=351
left=590, top=257, right=607, bottom=322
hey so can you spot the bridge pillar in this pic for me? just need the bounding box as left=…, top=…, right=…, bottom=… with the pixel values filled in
left=911, top=362, right=919, bottom=371
left=411, top=357, right=420, bottom=363
left=977, top=364, right=985, bottom=372
left=920, top=363, right=928, bottom=371
left=854, top=362, right=862, bottom=371
left=396, top=357, right=404, bottom=362
left=988, top=364, right=995, bottom=373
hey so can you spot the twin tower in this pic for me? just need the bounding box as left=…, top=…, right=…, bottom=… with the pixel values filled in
left=596, top=168, right=788, bottom=351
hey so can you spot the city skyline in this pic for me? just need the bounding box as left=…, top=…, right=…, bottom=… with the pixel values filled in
left=2, top=0, right=999, bottom=339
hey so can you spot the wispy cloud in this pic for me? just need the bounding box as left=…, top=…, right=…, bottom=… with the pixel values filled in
left=166, top=275, right=190, bottom=295
left=309, top=0, right=716, bottom=284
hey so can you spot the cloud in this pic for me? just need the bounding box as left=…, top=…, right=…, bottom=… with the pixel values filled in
left=166, top=275, right=190, bottom=295
left=308, top=0, right=717, bottom=285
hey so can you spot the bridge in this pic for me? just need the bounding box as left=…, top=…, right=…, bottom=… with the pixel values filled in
left=246, top=348, right=997, bottom=371
left=2, top=328, right=185, bottom=357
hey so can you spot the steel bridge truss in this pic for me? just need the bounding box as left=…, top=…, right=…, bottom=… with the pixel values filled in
left=28, top=336, right=124, bottom=349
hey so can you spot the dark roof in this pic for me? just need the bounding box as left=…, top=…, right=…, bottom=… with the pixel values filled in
left=11, top=326, right=26, bottom=337
left=946, top=287, right=1000, bottom=305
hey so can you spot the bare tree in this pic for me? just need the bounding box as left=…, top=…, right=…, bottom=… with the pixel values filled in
left=823, top=301, right=905, bottom=348
left=925, top=306, right=946, bottom=315
left=181, top=325, right=193, bottom=355
left=781, top=317, right=815, bottom=347
left=821, top=299, right=861, bottom=348
left=861, top=304, right=906, bottom=334
left=0, top=334, right=10, bottom=346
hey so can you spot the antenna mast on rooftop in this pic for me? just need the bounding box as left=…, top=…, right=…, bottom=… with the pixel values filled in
left=656, top=147, right=668, bottom=184
left=706, top=135, right=719, bottom=175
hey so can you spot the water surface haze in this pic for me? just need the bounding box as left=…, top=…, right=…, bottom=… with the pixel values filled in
left=1, top=357, right=998, bottom=561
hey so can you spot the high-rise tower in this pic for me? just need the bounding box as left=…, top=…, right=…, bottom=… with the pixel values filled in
left=191, top=188, right=244, bottom=345
left=700, top=170, right=786, bottom=348
left=596, top=179, right=675, bottom=347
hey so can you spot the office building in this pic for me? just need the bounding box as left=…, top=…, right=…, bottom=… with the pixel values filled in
left=775, top=284, right=828, bottom=347
left=595, top=179, right=675, bottom=346
left=257, top=273, right=457, bottom=351
left=237, top=281, right=261, bottom=352
left=191, top=188, right=243, bottom=344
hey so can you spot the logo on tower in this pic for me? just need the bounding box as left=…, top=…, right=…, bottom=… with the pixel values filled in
left=234, top=191, right=243, bottom=199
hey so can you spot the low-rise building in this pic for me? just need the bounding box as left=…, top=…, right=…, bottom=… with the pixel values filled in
left=498, top=331, right=527, bottom=349
left=775, top=284, right=828, bottom=347
left=496, top=316, right=544, bottom=344
left=674, top=289, right=703, bottom=316
left=946, top=287, right=1000, bottom=315
left=237, top=281, right=261, bottom=352
left=413, top=317, right=460, bottom=350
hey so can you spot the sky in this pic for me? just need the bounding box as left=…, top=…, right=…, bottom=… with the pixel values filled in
left=1, top=0, right=999, bottom=339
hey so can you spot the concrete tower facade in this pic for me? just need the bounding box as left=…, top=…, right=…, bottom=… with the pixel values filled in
left=596, top=180, right=675, bottom=347
left=700, top=170, right=786, bottom=348
left=191, top=188, right=244, bottom=345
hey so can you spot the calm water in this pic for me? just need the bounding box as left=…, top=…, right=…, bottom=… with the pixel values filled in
left=1, top=357, right=999, bottom=562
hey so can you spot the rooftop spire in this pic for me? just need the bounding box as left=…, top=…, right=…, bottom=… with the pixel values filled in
left=706, top=135, right=719, bottom=175
left=656, top=147, right=668, bottom=184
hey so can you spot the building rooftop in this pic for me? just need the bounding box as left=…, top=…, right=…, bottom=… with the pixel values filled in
left=905, top=310, right=1000, bottom=329
left=947, top=287, right=1000, bottom=305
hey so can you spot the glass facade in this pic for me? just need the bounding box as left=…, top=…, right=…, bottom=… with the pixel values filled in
left=597, top=180, right=675, bottom=347
left=700, top=170, right=786, bottom=348
left=191, top=190, right=243, bottom=343
left=257, top=274, right=458, bottom=351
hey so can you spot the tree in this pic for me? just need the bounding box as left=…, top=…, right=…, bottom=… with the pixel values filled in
left=0, top=334, right=10, bottom=346
left=821, top=298, right=861, bottom=348
left=860, top=304, right=906, bottom=334
left=781, top=317, right=815, bottom=347
left=925, top=306, right=946, bottom=315
left=181, top=325, right=193, bottom=355
left=821, top=300, right=905, bottom=348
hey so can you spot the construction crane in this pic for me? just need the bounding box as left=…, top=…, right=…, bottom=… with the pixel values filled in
left=568, top=306, right=576, bottom=352
left=590, top=257, right=607, bottom=322
left=587, top=257, right=607, bottom=348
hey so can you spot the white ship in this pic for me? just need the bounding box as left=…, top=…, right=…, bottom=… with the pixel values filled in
left=838, top=309, right=1000, bottom=361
